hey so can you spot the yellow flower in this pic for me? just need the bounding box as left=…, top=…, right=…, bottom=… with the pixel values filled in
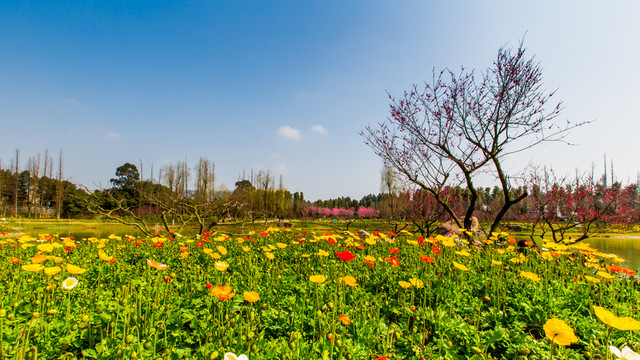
left=31, top=254, right=48, bottom=264
left=598, top=271, right=614, bottom=279
left=543, top=318, right=578, bottom=346
left=214, top=261, right=229, bottom=271
left=339, top=276, right=358, bottom=287
left=364, top=255, right=376, bottom=262
left=210, top=253, right=221, bottom=259
left=452, top=261, right=469, bottom=271
left=584, top=275, right=600, bottom=284
left=265, top=252, right=275, bottom=260
left=180, top=252, right=189, bottom=259
left=243, top=291, right=260, bottom=303
left=44, top=266, right=61, bottom=276
left=442, top=238, right=456, bottom=247
left=519, top=271, right=541, bottom=282
left=398, top=281, right=412, bottom=289
left=276, top=242, right=287, bottom=249
left=61, top=277, right=79, bottom=290
left=216, top=245, right=228, bottom=255
left=491, top=260, right=503, bottom=266
left=66, top=263, right=86, bottom=275
left=203, top=248, right=213, bottom=254
left=593, top=306, right=640, bottom=331
left=98, top=250, right=114, bottom=262
left=22, top=263, right=44, bottom=272
left=242, top=246, right=251, bottom=252
left=455, top=250, right=470, bottom=257
left=37, top=243, right=55, bottom=253
left=309, top=275, right=326, bottom=284
left=317, top=249, right=329, bottom=257
left=409, top=278, right=424, bottom=289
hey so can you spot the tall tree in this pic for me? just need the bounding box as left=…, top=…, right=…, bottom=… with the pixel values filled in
left=363, top=40, right=585, bottom=233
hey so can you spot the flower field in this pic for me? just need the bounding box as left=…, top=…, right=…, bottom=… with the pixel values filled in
left=1, top=228, right=639, bottom=359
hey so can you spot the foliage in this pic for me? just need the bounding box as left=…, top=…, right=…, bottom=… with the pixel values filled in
left=0, top=229, right=638, bottom=359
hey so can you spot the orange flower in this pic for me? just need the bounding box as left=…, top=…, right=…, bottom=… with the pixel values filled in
left=146, top=259, right=168, bottom=270
left=606, top=265, right=622, bottom=273
left=339, top=314, right=351, bottom=325
left=243, top=291, right=260, bottom=303
left=388, top=248, right=400, bottom=254
left=211, top=286, right=235, bottom=300
left=385, top=257, right=400, bottom=267
left=420, top=255, right=435, bottom=263
left=9, top=257, right=21, bottom=263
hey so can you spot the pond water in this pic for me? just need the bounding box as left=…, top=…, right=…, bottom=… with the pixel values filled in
left=586, top=236, right=640, bottom=270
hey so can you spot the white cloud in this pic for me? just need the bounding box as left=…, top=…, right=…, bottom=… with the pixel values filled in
left=277, top=125, right=301, bottom=140
left=311, top=125, right=328, bottom=135
left=277, top=163, right=290, bottom=174
left=104, top=130, right=120, bottom=139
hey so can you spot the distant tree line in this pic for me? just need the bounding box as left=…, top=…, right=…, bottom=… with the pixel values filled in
left=0, top=149, right=87, bottom=218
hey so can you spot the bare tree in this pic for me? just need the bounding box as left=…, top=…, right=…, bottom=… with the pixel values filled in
left=363, top=40, right=585, bottom=234
left=195, top=157, right=215, bottom=204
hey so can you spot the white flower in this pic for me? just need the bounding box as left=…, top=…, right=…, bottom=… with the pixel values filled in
left=610, top=346, right=640, bottom=360
left=61, top=277, right=78, bottom=290
left=224, top=353, right=248, bottom=360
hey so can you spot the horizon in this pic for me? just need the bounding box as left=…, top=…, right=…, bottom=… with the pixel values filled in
left=2, top=1, right=639, bottom=202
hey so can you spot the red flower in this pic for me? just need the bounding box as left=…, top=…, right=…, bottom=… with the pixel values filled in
left=357, top=244, right=365, bottom=250
left=260, top=232, right=268, bottom=236
left=327, top=237, right=336, bottom=245
left=163, top=277, right=171, bottom=283
left=376, top=356, right=388, bottom=360
left=197, top=241, right=204, bottom=247
left=134, top=242, right=141, bottom=247
left=420, top=254, right=435, bottom=263
left=201, top=236, right=208, bottom=241
left=336, top=250, right=357, bottom=262
left=606, top=265, right=622, bottom=273
left=622, top=268, right=636, bottom=275
left=155, top=242, right=164, bottom=248
left=206, top=283, right=213, bottom=289
left=203, top=231, right=210, bottom=236
left=65, top=246, right=73, bottom=252
left=432, top=245, right=441, bottom=255
left=388, top=248, right=400, bottom=254
left=385, top=257, right=400, bottom=267
left=110, top=259, right=115, bottom=265
left=417, top=236, right=425, bottom=245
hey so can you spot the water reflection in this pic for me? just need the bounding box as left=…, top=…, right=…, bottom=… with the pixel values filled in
left=586, top=237, right=640, bottom=270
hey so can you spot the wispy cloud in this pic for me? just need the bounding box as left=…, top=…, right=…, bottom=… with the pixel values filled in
left=277, top=125, right=301, bottom=140
left=311, top=125, right=328, bottom=135
left=277, top=163, right=290, bottom=174
left=104, top=130, right=120, bottom=139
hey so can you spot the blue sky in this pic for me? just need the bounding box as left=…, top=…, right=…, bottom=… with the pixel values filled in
left=1, top=1, right=639, bottom=201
